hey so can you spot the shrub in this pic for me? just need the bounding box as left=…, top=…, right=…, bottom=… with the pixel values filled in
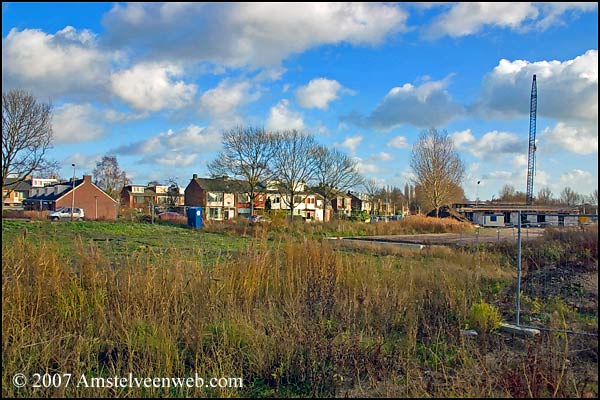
left=468, top=300, right=502, bottom=333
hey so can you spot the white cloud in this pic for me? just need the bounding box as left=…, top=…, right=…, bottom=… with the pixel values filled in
left=467, top=130, right=526, bottom=158
left=354, top=157, right=380, bottom=174
left=552, top=169, right=595, bottom=195
left=265, top=100, right=305, bottom=132
left=112, top=125, right=221, bottom=160
left=353, top=76, right=463, bottom=130
left=513, top=154, right=529, bottom=168
left=335, top=135, right=363, bottom=154
left=52, top=103, right=105, bottom=143
left=542, top=122, right=598, bottom=155
left=425, top=3, right=539, bottom=38
left=450, top=129, right=475, bottom=148
left=102, top=3, right=408, bottom=67
left=199, top=80, right=259, bottom=117
left=62, top=153, right=103, bottom=171
left=147, top=153, right=198, bottom=167
left=425, top=3, right=597, bottom=38
left=476, top=50, right=597, bottom=123
left=110, top=62, right=197, bottom=112
left=295, top=78, right=351, bottom=109
left=387, top=136, right=410, bottom=149
left=2, top=26, right=113, bottom=98
left=376, top=152, right=393, bottom=162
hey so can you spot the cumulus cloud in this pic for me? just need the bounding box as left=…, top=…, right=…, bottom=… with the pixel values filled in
left=542, top=122, right=598, bottom=155
left=112, top=124, right=221, bottom=169
left=101, top=2, right=408, bottom=67
left=199, top=79, right=259, bottom=117
left=466, top=130, right=527, bottom=158
left=110, top=62, right=197, bottom=112
left=265, top=100, right=305, bottom=132
left=476, top=50, right=598, bottom=122
left=387, top=135, right=410, bottom=149
left=334, top=135, right=363, bottom=154
left=553, top=169, right=595, bottom=195
left=62, top=152, right=103, bottom=171
left=52, top=103, right=106, bottom=143
left=295, top=78, right=351, bottom=109
left=349, top=76, right=463, bottom=130
left=2, top=26, right=114, bottom=98
left=450, top=129, right=475, bottom=148
left=425, top=3, right=597, bottom=38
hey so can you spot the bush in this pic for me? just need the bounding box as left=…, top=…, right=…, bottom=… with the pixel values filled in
left=468, top=300, right=502, bottom=333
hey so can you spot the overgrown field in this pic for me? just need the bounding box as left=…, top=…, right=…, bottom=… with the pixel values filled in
left=2, top=220, right=597, bottom=397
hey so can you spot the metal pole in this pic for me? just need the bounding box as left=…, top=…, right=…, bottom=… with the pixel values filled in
left=516, top=210, right=522, bottom=326
left=95, top=196, right=98, bottom=220
left=70, top=164, right=75, bottom=221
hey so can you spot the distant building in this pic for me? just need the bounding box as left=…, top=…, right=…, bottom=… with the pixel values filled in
left=453, top=202, right=588, bottom=227
left=24, top=175, right=119, bottom=220
left=184, top=174, right=266, bottom=220
left=3, top=176, right=58, bottom=207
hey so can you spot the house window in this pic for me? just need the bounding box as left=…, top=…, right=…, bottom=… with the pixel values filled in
left=207, top=192, right=223, bottom=203
left=134, top=196, right=146, bottom=203
left=306, top=197, right=315, bottom=204
left=490, top=215, right=497, bottom=222
left=273, top=197, right=280, bottom=204
left=209, top=207, right=222, bottom=219
left=132, top=186, right=144, bottom=193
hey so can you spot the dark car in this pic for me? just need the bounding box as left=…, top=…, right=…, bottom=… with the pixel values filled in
left=248, top=215, right=271, bottom=225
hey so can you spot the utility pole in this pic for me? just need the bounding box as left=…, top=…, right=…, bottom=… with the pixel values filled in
left=70, top=163, right=76, bottom=221
left=516, top=210, right=522, bottom=325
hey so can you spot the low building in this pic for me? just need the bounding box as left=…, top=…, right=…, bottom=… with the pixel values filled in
left=24, top=175, right=119, bottom=220
left=453, top=203, right=586, bottom=227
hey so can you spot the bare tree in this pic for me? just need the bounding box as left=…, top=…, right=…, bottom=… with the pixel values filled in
left=313, top=146, right=363, bottom=221
left=166, top=177, right=181, bottom=208
left=560, top=186, right=581, bottom=206
left=208, top=126, right=275, bottom=215
left=536, top=186, right=554, bottom=205
left=93, top=155, right=129, bottom=200
left=2, top=89, right=55, bottom=203
left=589, top=189, right=598, bottom=206
left=410, top=128, right=465, bottom=217
left=363, top=178, right=381, bottom=216
left=269, top=129, right=318, bottom=222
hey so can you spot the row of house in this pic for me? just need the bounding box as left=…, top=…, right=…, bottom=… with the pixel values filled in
left=182, top=174, right=373, bottom=222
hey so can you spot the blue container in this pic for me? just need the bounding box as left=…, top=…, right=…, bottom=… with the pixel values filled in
left=186, top=207, right=203, bottom=228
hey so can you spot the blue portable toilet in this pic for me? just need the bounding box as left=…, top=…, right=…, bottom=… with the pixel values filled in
left=186, top=207, right=203, bottom=228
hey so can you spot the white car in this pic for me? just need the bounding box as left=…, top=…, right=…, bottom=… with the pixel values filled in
left=48, top=207, right=85, bottom=221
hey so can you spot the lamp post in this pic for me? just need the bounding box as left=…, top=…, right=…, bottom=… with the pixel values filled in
left=95, top=196, right=98, bottom=220
left=70, top=163, right=76, bottom=221
left=476, top=180, right=481, bottom=207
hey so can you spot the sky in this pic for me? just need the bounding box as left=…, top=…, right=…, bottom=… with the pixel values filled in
left=2, top=2, right=598, bottom=201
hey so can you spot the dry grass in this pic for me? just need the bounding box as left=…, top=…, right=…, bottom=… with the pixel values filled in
left=2, top=225, right=597, bottom=397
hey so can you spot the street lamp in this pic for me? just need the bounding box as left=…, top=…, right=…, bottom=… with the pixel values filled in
left=476, top=180, right=481, bottom=207
left=71, top=163, right=75, bottom=221
left=95, top=196, right=98, bottom=220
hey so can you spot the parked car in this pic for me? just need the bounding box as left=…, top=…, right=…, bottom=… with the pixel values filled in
left=158, top=211, right=185, bottom=221
left=248, top=215, right=271, bottom=225
left=48, top=207, right=85, bottom=221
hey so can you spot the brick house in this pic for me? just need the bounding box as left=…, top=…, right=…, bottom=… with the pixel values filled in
left=121, top=184, right=185, bottom=213
left=24, top=175, right=119, bottom=220
left=184, top=174, right=266, bottom=220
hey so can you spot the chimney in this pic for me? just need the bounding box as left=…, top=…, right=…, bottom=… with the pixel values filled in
left=222, top=175, right=229, bottom=181
left=193, top=174, right=198, bottom=179
left=83, top=175, right=92, bottom=183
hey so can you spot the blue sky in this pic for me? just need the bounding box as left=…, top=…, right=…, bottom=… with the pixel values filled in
left=2, top=2, right=598, bottom=201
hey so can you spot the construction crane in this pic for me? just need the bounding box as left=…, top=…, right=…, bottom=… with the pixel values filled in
left=526, top=74, right=537, bottom=205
